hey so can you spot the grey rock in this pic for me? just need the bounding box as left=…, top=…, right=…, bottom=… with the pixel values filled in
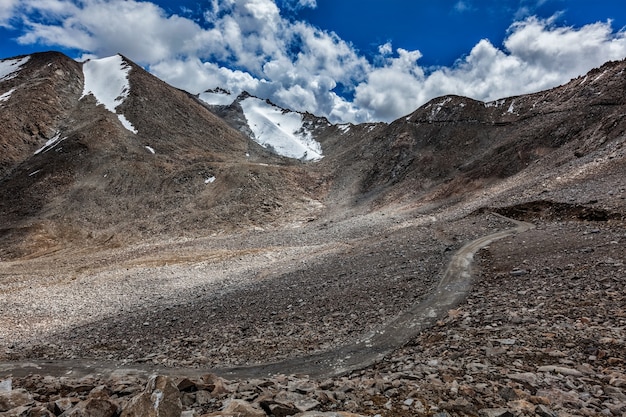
left=507, top=372, right=538, bottom=387
left=0, top=380, right=11, bottom=393
left=535, top=404, right=558, bottom=417
left=536, top=365, right=583, bottom=377
left=478, top=409, right=514, bottom=417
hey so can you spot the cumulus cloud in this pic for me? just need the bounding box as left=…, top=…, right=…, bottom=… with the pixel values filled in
left=6, top=0, right=626, bottom=123
left=355, top=16, right=626, bottom=121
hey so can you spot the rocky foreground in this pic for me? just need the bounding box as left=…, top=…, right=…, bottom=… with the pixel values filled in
left=1, top=216, right=624, bottom=417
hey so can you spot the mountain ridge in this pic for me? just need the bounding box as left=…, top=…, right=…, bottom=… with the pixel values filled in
left=1, top=51, right=625, bottom=417
left=0, top=50, right=624, bottom=258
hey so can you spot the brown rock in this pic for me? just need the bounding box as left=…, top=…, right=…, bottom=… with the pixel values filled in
left=55, top=398, right=77, bottom=415
left=293, top=413, right=367, bottom=417
left=120, top=375, right=182, bottom=417
left=0, top=389, right=34, bottom=412
left=61, top=398, right=118, bottom=417
left=535, top=404, right=558, bottom=417
left=25, top=405, right=56, bottom=417
left=219, top=399, right=265, bottom=417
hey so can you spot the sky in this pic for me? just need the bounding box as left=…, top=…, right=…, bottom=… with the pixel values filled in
left=1, top=0, right=625, bottom=123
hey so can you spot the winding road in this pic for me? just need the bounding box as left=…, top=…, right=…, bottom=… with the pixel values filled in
left=0, top=214, right=533, bottom=379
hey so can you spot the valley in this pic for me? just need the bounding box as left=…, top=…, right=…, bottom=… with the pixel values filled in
left=0, top=51, right=624, bottom=416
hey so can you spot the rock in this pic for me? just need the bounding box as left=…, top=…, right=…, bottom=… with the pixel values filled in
left=535, top=389, right=582, bottom=407
left=609, top=377, right=626, bottom=387
left=507, top=372, right=538, bottom=387
left=219, top=399, right=265, bottom=417
left=177, top=379, right=198, bottom=393
left=274, top=391, right=320, bottom=412
left=88, top=386, right=112, bottom=400
left=195, top=390, right=213, bottom=406
left=478, top=409, right=514, bottom=417
left=498, top=387, right=519, bottom=401
left=263, top=401, right=300, bottom=417
left=0, top=380, right=11, bottom=393
left=506, top=400, right=535, bottom=414
left=55, top=398, right=77, bottom=415
left=201, top=375, right=230, bottom=396
left=26, top=405, right=56, bottom=417
left=535, top=404, right=558, bottom=417
left=536, top=365, right=582, bottom=377
left=0, top=405, right=32, bottom=416
left=120, top=375, right=182, bottom=417
left=0, top=389, right=34, bottom=412
left=293, top=413, right=366, bottom=417
left=61, top=398, right=119, bottom=417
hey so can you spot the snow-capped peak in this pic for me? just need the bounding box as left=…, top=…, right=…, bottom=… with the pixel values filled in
left=199, top=87, right=237, bottom=106
left=239, top=96, right=323, bottom=161
left=80, top=55, right=137, bottom=134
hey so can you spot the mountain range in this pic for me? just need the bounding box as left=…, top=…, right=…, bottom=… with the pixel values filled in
left=1, top=51, right=624, bottom=260
left=1, top=50, right=626, bottom=416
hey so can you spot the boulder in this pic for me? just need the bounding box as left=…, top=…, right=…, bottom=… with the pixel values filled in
left=222, top=399, right=265, bottom=417
left=0, top=389, right=34, bottom=412
left=60, top=398, right=119, bottom=417
left=120, top=376, right=182, bottom=417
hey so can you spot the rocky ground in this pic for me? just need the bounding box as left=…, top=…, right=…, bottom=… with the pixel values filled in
left=1, top=208, right=624, bottom=417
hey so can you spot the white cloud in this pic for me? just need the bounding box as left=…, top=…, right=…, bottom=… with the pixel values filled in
left=7, top=1, right=626, bottom=123
left=0, top=0, right=20, bottom=28
left=355, top=17, right=626, bottom=121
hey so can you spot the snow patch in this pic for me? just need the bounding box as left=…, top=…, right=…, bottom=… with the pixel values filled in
left=430, top=97, right=452, bottom=120
left=240, top=97, right=323, bottom=161
left=485, top=98, right=505, bottom=108
left=204, top=176, right=216, bottom=184
left=0, top=56, right=30, bottom=82
left=151, top=390, right=163, bottom=410
left=34, top=132, right=66, bottom=154
left=199, top=88, right=236, bottom=106
left=337, top=124, right=351, bottom=133
left=592, top=70, right=608, bottom=83
left=81, top=55, right=137, bottom=134
left=506, top=100, right=516, bottom=114
left=145, top=146, right=155, bottom=154
left=0, top=88, right=15, bottom=104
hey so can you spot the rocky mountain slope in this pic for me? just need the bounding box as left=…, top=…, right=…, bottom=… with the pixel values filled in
left=0, top=52, right=326, bottom=259
left=0, top=51, right=625, bottom=417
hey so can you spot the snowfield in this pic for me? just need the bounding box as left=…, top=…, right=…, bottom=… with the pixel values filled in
left=199, top=88, right=236, bottom=106
left=81, top=55, right=137, bottom=134
left=0, top=56, right=30, bottom=82
left=239, top=97, right=323, bottom=161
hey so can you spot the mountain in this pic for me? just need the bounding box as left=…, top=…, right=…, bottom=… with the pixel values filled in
left=0, top=52, right=326, bottom=259
left=1, top=50, right=625, bottom=256
left=1, top=52, right=626, bottom=416
left=198, top=90, right=331, bottom=161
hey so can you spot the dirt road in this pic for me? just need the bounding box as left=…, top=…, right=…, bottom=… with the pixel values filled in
left=0, top=215, right=532, bottom=379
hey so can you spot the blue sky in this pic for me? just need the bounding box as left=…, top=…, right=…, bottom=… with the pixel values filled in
left=1, top=0, right=625, bottom=123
